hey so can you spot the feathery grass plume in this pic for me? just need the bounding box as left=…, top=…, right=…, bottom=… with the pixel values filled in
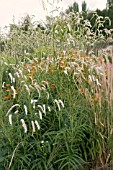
left=20, top=119, right=27, bottom=133
left=41, top=83, right=47, bottom=90
left=31, top=99, right=38, bottom=109
left=13, top=77, right=15, bottom=83
left=31, top=121, right=36, bottom=133
left=14, top=110, right=19, bottom=114
left=9, top=114, right=12, bottom=126
left=54, top=99, right=61, bottom=111
left=58, top=99, right=64, bottom=108
left=24, top=84, right=30, bottom=95
left=33, top=83, right=41, bottom=98
left=64, top=66, right=71, bottom=75
left=46, top=91, right=50, bottom=99
left=54, top=99, right=64, bottom=111
left=41, top=140, right=44, bottom=144
left=88, top=75, right=93, bottom=82
left=48, top=106, right=51, bottom=112
left=2, top=82, right=5, bottom=88
left=4, top=62, right=8, bottom=65
left=96, top=78, right=101, bottom=86
left=41, top=80, right=49, bottom=88
left=6, top=104, right=20, bottom=116
left=18, top=69, right=23, bottom=77
left=35, top=120, right=40, bottom=130
left=100, top=54, right=113, bottom=111
left=11, top=86, right=17, bottom=98
left=15, top=72, right=20, bottom=78
left=24, top=105, right=28, bottom=115
left=38, top=104, right=46, bottom=115
left=39, top=110, right=42, bottom=120
left=9, top=73, right=14, bottom=83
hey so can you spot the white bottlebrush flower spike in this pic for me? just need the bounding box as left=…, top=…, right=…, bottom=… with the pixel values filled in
left=6, top=104, right=20, bottom=116
left=31, top=99, right=38, bottom=109
left=15, top=72, right=20, bottom=78
left=88, top=75, right=92, bottom=82
left=24, top=105, right=28, bottom=115
left=28, top=69, right=30, bottom=73
left=39, top=110, right=42, bottom=120
left=33, top=83, right=41, bottom=98
left=92, top=75, right=95, bottom=81
left=18, top=69, right=23, bottom=77
left=41, top=84, right=47, bottom=90
left=14, top=110, right=19, bottom=114
left=58, top=99, right=64, bottom=108
left=20, top=119, right=27, bottom=133
left=63, top=50, right=66, bottom=55
left=64, top=69, right=68, bottom=75
left=48, top=106, right=51, bottom=112
left=64, top=67, right=71, bottom=75
left=54, top=99, right=64, bottom=111
left=13, top=77, right=15, bottom=83
left=96, top=79, right=101, bottom=86
left=31, top=99, right=38, bottom=104
left=11, top=86, right=17, bottom=98
left=35, top=120, right=40, bottom=130
left=55, top=30, right=58, bottom=34
left=42, top=104, right=46, bottom=115
left=9, top=73, right=13, bottom=83
left=24, top=84, right=30, bottom=95
left=2, top=82, right=5, bottom=88
left=9, top=114, right=12, bottom=126
left=38, top=104, right=46, bottom=115
left=31, top=121, right=36, bottom=133
left=46, top=92, right=49, bottom=99
left=67, top=23, right=71, bottom=31
left=54, top=99, right=61, bottom=111
left=4, top=62, right=8, bottom=65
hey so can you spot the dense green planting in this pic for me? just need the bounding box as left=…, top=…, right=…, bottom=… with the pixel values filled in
left=0, top=9, right=113, bottom=170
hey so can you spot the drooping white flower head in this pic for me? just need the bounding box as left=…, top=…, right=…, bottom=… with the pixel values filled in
left=31, top=99, right=38, bottom=109
left=9, top=72, right=14, bottom=83
left=35, top=120, right=40, bottom=130
left=20, top=119, right=27, bottom=133
left=39, top=110, right=42, bottom=120
left=24, top=84, right=30, bottom=95
left=24, top=105, right=28, bottom=115
left=48, top=106, right=51, bottom=112
left=38, top=104, right=46, bottom=115
left=31, top=121, right=36, bottom=133
left=11, top=86, right=17, bottom=99
left=2, top=82, right=5, bottom=88
left=6, top=104, right=20, bottom=116
left=54, top=99, right=64, bottom=111
left=9, top=114, right=12, bottom=126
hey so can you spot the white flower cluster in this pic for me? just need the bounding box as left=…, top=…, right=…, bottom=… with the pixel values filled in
left=7, top=99, right=64, bottom=134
